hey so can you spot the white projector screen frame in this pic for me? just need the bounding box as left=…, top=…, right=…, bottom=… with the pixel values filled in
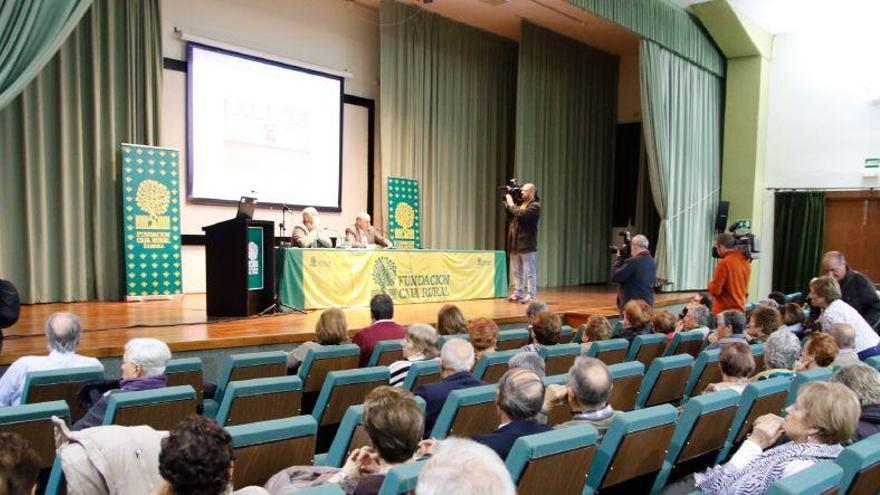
left=186, top=42, right=345, bottom=211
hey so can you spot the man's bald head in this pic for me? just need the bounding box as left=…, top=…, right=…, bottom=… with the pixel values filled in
left=521, top=183, right=537, bottom=203
left=821, top=251, right=847, bottom=281
left=568, top=356, right=612, bottom=409
left=497, top=369, right=545, bottom=421
left=440, top=338, right=476, bottom=374
left=45, top=312, right=83, bottom=353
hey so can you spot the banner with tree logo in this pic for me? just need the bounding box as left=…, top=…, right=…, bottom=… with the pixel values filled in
left=387, top=176, right=421, bottom=249
left=121, top=144, right=183, bottom=298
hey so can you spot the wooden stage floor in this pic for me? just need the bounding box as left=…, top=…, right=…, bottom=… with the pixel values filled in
left=0, top=286, right=691, bottom=365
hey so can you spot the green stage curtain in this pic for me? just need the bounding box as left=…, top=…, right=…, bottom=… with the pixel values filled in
left=772, top=192, right=826, bottom=294
left=0, top=0, right=93, bottom=110
left=0, top=0, right=161, bottom=303
left=634, top=142, right=661, bottom=254
left=640, top=39, right=723, bottom=291
left=379, top=0, right=518, bottom=250
left=514, top=22, right=618, bottom=287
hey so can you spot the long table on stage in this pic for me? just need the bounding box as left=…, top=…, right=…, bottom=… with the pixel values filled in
left=277, top=248, right=508, bottom=310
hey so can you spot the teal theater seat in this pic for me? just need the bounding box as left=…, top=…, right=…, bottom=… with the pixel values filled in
left=766, top=460, right=842, bottom=495
left=367, top=339, right=405, bottom=367
left=496, top=328, right=531, bottom=351
left=104, top=385, right=196, bottom=430
left=297, top=344, right=361, bottom=397
left=506, top=424, right=598, bottom=495
left=165, top=357, right=204, bottom=406
left=227, top=415, right=318, bottom=489
left=716, top=377, right=789, bottom=464
left=635, top=354, right=694, bottom=409
left=585, top=338, right=630, bottom=366
left=430, top=383, right=499, bottom=439
left=312, top=367, right=390, bottom=429
left=215, top=375, right=303, bottom=427
left=541, top=343, right=581, bottom=375
left=835, top=433, right=880, bottom=494
left=378, top=461, right=426, bottom=495
left=786, top=367, right=832, bottom=407
left=204, top=351, right=288, bottom=418
left=0, top=400, right=70, bottom=474
left=559, top=324, right=574, bottom=343
left=863, top=355, right=880, bottom=371
left=682, top=349, right=722, bottom=401
left=21, top=366, right=103, bottom=422
left=663, top=330, right=705, bottom=358
left=472, top=349, right=522, bottom=383
left=750, top=343, right=766, bottom=376
left=627, top=333, right=667, bottom=368
left=607, top=361, right=645, bottom=411
left=402, top=360, right=441, bottom=391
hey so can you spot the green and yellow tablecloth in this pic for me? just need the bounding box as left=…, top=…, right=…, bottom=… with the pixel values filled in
left=278, top=248, right=508, bottom=309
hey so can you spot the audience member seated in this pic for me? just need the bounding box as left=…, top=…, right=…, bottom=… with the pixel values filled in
left=154, top=415, right=269, bottom=495
left=706, top=310, right=748, bottom=351
left=746, top=305, right=782, bottom=344
left=473, top=369, right=551, bottom=459
left=353, top=294, right=406, bottom=367
left=795, top=333, right=839, bottom=371
left=810, top=276, right=880, bottom=360
left=704, top=342, right=755, bottom=395
left=525, top=300, right=548, bottom=332
left=618, top=299, right=653, bottom=343
left=436, top=304, right=467, bottom=336
left=389, top=324, right=441, bottom=387
left=415, top=437, right=516, bottom=495
left=757, top=299, right=781, bottom=311
left=829, top=323, right=860, bottom=367
left=467, top=317, right=498, bottom=361
left=676, top=304, right=712, bottom=339
left=751, top=330, right=801, bottom=382
left=545, top=356, right=616, bottom=440
left=780, top=302, right=806, bottom=335
left=578, top=315, right=612, bottom=354
left=0, top=432, right=40, bottom=495
left=521, top=311, right=561, bottom=354
left=691, top=382, right=859, bottom=494
left=508, top=351, right=546, bottom=378
left=831, top=364, right=880, bottom=441
left=0, top=312, right=103, bottom=407
left=652, top=309, right=677, bottom=346
left=415, top=339, right=484, bottom=436
left=0, top=278, right=21, bottom=342
left=285, top=307, right=350, bottom=372
left=680, top=292, right=713, bottom=320
left=73, top=338, right=171, bottom=430
left=768, top=291, right=787, bottom=308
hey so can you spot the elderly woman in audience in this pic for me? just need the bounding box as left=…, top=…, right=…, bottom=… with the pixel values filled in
left=810, top=275, right=880, bottom=359
left=780, top=302, right=806, bottom=335
left=389, top=324, right=440, bottom=387
left=693, top=382, right=860, bottom=494
left=467, top=317, right=498, bottom=360
left=651, top=309, right=677, bottom=346
left=751, top=329, right=801, bottom=382
left=579, top=315, right=612, bottom=354
left=618, top=299, right=652, bottom=343
left=436, top=304, right=467, bottom=336
left=521, top=311, right=561, bottom=354
left=73, top=338, right=172, bottom=430
left=286, top=307, right=349, bottom=372
left=768, top=291, right=787, bottom=308
left=415, top=438, right=516, bottom=495
left=677, top=305, right=712, bottom=339
left=746, top=305, right=782, bottom=344
left=508, top=351, right=546, bottom=378
left=704, top=342, right=755, bottom=395
left=831, top=364, right=880, bottom=441
left=795, top=332, right=839, bottom=371
left=525, top=299, right=549, bottom=330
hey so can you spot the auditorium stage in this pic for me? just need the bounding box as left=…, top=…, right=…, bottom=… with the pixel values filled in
left=0, top=286, right=693, bottom=365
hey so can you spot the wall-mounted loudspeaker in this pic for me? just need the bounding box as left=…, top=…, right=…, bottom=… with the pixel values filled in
left=715, top=201, right=730, bottom=233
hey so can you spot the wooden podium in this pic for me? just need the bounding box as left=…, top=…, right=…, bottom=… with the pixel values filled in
left=203, top=218, right=275, bottom=317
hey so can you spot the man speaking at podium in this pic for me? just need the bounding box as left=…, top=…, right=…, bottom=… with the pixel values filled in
left=292, top=207, right=332, bottom=248
left=346, top=212, right=392, bottom=249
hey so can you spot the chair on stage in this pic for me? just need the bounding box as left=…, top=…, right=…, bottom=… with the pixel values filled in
left=402, top=360, right=442, bottom=391
left=165, top=357, right=204, bottom=406
left=750, top=343, right=766, bottom=376
left=635, top=354, right=694, bottom=409
left=378, top=461, right=425, bottom=495
left=786, top=368, right=832, bottom=407
left=558, top=324, right=574, bottom=344
left=0, top=401, right=70, bottom=476
left=650, top=389, right=740, bottom=493
left=541, top=343, right=581, bottom=376
left=20, top=366, right=104, bottom=422
left=681, top=349, right=722, bottom=401
left=367, top=339, right=405, bottom=367
left=312, top=367, right=390, bottom=451
left=716, top=377, right=789, bottom=463
left=766, top=461, right=842, bottom=495
left=496, top=328, right=530, bottom=351
left=626, top=333, right=667, bottom=368
left=583, top=404, right=678, bottom=494
left=836, top=434, right=880, bottom=494
left=663, top=330, right=705, bottom=358
left=473, top=349, right=521, bottom=383
left=227, top=416, right=317, bottom=489
left=430, top=384, right=499, bottom=439
left=506, top=424, right=598, bottom=495
left=214, top=376, right=303, bottom=427
left=585, top=338, right=629, bottom=366
left=103, top=385, right=197, bottom=430
left=542, top=373, right=571, bottom=426
left=204, top=351, right=288, bottom=417
left=607, top=361, right=645, bottom=412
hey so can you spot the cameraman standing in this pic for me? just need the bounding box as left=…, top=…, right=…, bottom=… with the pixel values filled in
left=611, top=234, right=656, bottom=310
left=707, top=232, right=751, bottom=313
left=505, top=183, right=541, bottom=303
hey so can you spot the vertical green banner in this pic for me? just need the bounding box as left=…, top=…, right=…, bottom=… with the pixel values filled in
left=121, top=144, right=182, bottom=297
left=247, top=226, right=264, bottom=290
left=387, top=176, right=421, bottom=249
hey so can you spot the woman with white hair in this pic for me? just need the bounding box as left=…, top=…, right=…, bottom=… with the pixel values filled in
left=389, top=324, right=440, bottom=387
left=73, top=338, right=172, bottom=430
left=751, top=329, right=801, bottom=382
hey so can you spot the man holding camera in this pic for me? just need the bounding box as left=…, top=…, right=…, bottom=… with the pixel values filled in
left=707, top=232, right=751, bottom=314
left=610, top=234, right=656, bottom=310
left=505, top=183, right=541, bottom=303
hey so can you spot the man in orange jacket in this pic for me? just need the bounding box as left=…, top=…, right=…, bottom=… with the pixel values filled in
left=707, top=233, right=751, bottom=314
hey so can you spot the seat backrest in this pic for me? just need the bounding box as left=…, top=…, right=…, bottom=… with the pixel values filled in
left=0, top=401, right=70, bottom=470
left=290, top=485, right=346, bottom=495
left=663, top=330, right=705, bottom=358
left=636, top=354, right=694, bottom=408
left=506, top=424, right=598, bottom=495
left=367, top=339, right=405, bottom=367
left=377, top=461, right=426, bottom=495
left=541, top=374, right=571, bottom=426
left=228, top=415, right=318, bottom=489
left=472, top=349, right=521, bottom=383
left=21, top=366, right=104, bottom=422
left=786, top=367, right=832, bottom=407
left=784, top=292, right=802, bottom=303
left=540, top=343, right=581, bottom=376
left=104, top=385, right=197, bottom=430
left=558, top=325, right=574, bottom=344
left=626, top=333, right=667, bottom=368
left=430, top=384, right=499, bottom=439
left=750, top=343, right=766, bottom=376
left=216, top=351, right=287, bottom=402
left=836, top=434, right=880, bottom=495
left=585, top=404, right=678, bottom=492
left=767, top=461, right=842, bottom=495
left=312, top=367, right=390, bottom=426
left=297, top=344, right=362, bottom=393
left=215, top=375, right=303, bottom=427
left=607, top=361, right=646, bottom=412
left=586, top=338, right=629, bottom=366
left=865, top=355, right=880, bottom=371
left=496, top=328, right=530, bottom=350
left=716, top=377, right=790, bottom=464
left=682, top=349, right=722, bottom=401
left=402, top=360, right=442, bottom=391
left=165, top=357, right=204, bottom=405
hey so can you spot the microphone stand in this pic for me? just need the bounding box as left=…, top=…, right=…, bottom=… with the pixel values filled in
left=279, top=204, right=292, bottom=248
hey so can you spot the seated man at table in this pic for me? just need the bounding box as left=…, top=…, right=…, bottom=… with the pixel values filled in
left=353, top=293, right=406, bottom=366
left=292, top=207, right=332, bottom=248
left=345, top=212, right=392, bottom=249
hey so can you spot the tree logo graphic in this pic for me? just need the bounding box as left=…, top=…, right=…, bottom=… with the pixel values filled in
left=372, top=256, right=397, bottom=293
left=135, top=179, right=171, bottom=228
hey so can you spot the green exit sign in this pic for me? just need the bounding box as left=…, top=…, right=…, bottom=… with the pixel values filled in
left=866, top=158, right=880, bottom=169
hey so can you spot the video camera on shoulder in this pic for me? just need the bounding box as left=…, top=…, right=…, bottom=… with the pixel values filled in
left=609, top=231, right=632, bottom=258
left=713, top=219, right=761, bottom=261
left=499, top=179, right=523, bottom=203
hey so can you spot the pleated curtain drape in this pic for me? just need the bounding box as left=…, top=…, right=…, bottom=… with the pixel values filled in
left=513, top=22, right=618, bottom=287
left=0, top=0, right=162, bottom=303
left=639, top=39, right=723, bottom=291
left=772, top=192, right=826, bottom=294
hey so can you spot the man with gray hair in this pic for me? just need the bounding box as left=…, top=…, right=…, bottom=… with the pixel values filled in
left=415, top=339, right=484, bottom=436
left=416, top=437, right=515, bottom=495
left=830, top=323, right=860, bottom=367
left=751, top=328, right=801, bottom=381
left=821, top=250, right=880, bottom=328
left=543, top=356, right=616, bottom=440
left=345, top=212, right=392, bottom=248
left=610, top=234, right=657, bottom=310
left=0, top=312, right=103, bottom=407
left=508, top=351, right=545, bottom=378
left=831, top=364, right=880, bottom=441
left=292, top=207, right=332, bottom=248
left=473, top=369, right=551, bottom=459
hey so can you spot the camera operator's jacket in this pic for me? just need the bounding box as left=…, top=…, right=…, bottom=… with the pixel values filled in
left=611, top=252, right=656, bottom=310
left=505, top=200, right=541, bottom=254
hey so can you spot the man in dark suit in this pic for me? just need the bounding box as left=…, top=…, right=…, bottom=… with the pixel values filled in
left=415, top=338, right=484, bottom=437
left=353, top=293, right=406, bottom=367
left=473, top=368, right=551, bottom=459
left=610, top=234, right=657, bottom=310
